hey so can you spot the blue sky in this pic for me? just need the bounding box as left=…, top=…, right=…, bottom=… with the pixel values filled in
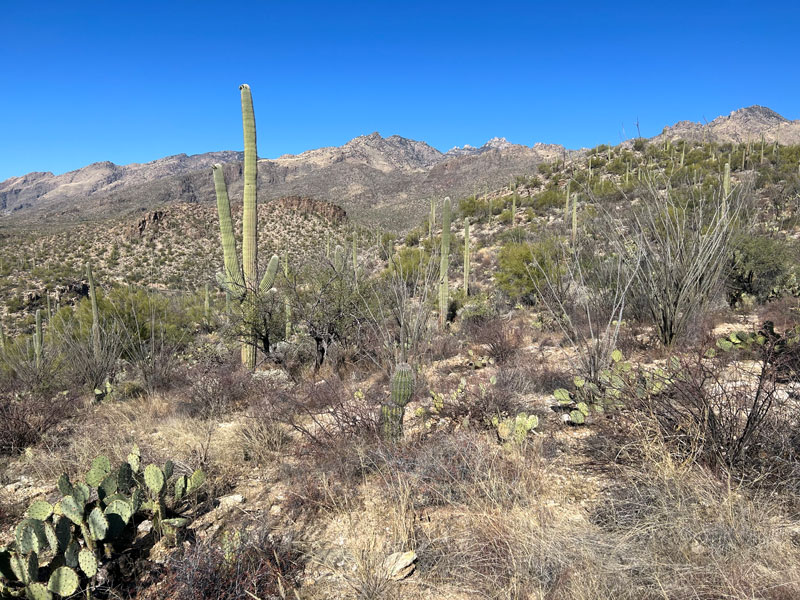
left=1, top=1, right=798, bottom=181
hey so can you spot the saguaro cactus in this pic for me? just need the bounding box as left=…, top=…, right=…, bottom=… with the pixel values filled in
left=213, top=84, right=279, bottom=369
left=33, top=309, right=43, bottom=370
left=723, top=161, right=731, bottom=206
left=87, top=262, right=101, bottom=359
left=429, top=198, right=436, bottom=241
left=439, top=197, right=451, bottom=329
left=283, top=249, right=291, bottom=340
left=380, top=363, right=414, bottom=441
left=463, top=218, right=470, bottom=295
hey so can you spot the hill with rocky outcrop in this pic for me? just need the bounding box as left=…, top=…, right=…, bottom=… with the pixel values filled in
left=653, top=105, right=800, bottom=145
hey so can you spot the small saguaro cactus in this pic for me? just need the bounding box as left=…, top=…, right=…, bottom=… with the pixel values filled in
left=439, top=197, right=451, bottom=329
left=212, top=84, right=280, bottom=369
left=380, top=363, right=414, bottom=441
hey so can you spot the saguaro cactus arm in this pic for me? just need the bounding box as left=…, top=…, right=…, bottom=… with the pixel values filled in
left=258, top=254, right=280, bottom=294
left=212, top=164, right=244, bottom=294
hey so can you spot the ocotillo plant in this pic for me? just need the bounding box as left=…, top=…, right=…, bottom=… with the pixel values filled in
left=463, top=218, right=470, bottom=295
left=87, top=262, right=101, bottom=359
left=212, top=84, right=279, bottom=369
left=380, top=363, right=413, bottom=441
left=439, top=197, right=451, bottom=329
left=33, top=309, right=43, bottom=370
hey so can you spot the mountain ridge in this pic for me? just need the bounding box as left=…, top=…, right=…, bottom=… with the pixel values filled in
left=2, top=105, right=798, bottom=228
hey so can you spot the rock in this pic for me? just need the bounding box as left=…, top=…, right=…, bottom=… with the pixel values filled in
left=384, top=550, right=417, bottom=580
left=218, top=494, right=245, bottom=509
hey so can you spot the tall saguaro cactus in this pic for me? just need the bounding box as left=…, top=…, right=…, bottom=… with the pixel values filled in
left=463, top=218, right=470, bottom=295
left=439, top=197, right=451, bottom=329
left=213, top=84, right=279, bottom=369
left=87, top=262, right=101, bottom=359
left=283, top=249, right=292, bottom=340
left=723, top=162, right=731, bottom=214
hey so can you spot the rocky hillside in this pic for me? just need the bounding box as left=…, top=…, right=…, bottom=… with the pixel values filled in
left=654, top=105, right=800, bottom=144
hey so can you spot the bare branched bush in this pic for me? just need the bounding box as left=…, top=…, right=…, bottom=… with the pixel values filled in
left=113, top=294, right=186, bottom=394
left=528, top=232, right=640, bottom=382
left=611, top=173, right=752, bottom=346
left=467, top=317, right=523, bottom=364
left=252, top=375, right=380, bottom=454
left=356, top=245, right=440, bottom=372
left=630, top=339, right=800, bottom=481
left=180, top=358, right=251, bottom=419
left=0, top=391, right=74, bottom=455
left=163, top=524, right=302, bottom=600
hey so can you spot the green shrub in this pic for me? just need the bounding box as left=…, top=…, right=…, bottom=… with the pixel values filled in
left=728, top=234, right=799, bottom=305
left=496, top=238, right=563, bottom=304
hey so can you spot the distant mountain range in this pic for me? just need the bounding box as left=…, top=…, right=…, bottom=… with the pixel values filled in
left=1, top=105, right=797, bottom=229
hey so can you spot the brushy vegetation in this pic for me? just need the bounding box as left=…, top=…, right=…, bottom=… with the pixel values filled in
left=4, top=92, right=800, bottom=598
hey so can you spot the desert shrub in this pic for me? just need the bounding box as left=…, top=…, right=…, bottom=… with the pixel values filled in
left=0, top=391, right=73, bottom=455
left=252, top=375, right=380, bottom=456
left=457, top=290, right=497, bottom=326
left=468, top=317, right=523, bottom=364
left=496, top=238, right=563, bottom=304
left=386, top=246, right=430, bottom=285
left=494, top=359, right=572, bottom=397
left=532, top=187, right=565, bottom=212
left=163, top=525, right=303, bottom=600
left=404, top=228, right=421, bottom=247
left=728, top=233, right=798, bottom=305
left=50, top=315, right=123, bottom=391
left=180, top=358, right=252, bottom=419
left=630, top=337, right=800, bottom=481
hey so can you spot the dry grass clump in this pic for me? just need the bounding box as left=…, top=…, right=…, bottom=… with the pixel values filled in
left=160, top=522, right=303, bottom=600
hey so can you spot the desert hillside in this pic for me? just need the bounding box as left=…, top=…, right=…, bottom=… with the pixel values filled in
left=3, top=103, right=800, bottom=599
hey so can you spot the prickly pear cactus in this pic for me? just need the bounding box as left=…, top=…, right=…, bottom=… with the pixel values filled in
left=491, top=412, right=539, bottom=445
left=0, top=447, right=206, bottom=598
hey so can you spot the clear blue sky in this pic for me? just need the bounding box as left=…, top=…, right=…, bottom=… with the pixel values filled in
left=1, top=1, right=798, bottom=181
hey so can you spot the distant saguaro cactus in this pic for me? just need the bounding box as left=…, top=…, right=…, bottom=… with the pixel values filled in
left=439, top=197, right=451, bottom=329
left=212, top=84, right=279, bottom=370
left=33, top=309, right=43, bottom=370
